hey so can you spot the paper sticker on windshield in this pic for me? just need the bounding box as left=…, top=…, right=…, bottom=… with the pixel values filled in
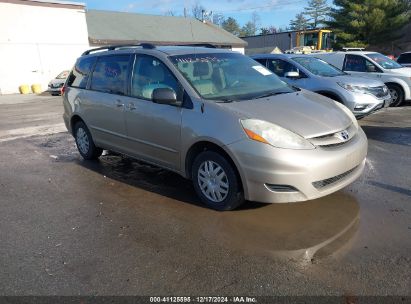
left=252, top=65, right=272, bottom=76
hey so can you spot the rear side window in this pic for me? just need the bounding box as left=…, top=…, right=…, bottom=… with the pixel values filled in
left=90, top=55, right=130, bottom=95
left=67, top=57, right=96, bottom=89
left=397, top=53, right=411, bottom=64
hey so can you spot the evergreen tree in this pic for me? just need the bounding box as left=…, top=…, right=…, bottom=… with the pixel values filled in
left=328, top=0, right=411, bottom=48
left=290, top=13, right=310, bottom=30
left=222, top=17, right=241, bottom=36
left=304, top=0, right=331, bottom=28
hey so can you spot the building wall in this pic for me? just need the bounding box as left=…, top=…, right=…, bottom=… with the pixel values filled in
left=242, top=32, right=297, bottom=53
left=0, top=1, right=89, bottom=94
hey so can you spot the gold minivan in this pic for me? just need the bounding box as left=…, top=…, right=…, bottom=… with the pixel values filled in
left=63, top=45, right=367, bottom=210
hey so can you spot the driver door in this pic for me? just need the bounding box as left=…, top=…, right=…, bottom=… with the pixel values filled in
left=122, top=55, right=183, bottom=171
left=343, top=54, right=384, bottom=80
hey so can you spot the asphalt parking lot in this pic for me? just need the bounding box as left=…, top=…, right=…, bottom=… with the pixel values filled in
left=0, top=95, right=410, bottom=296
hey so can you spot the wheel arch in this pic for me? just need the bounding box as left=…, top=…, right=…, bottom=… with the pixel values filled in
left=70, top=114, right=85, bottom=135
left=184, top=141, right=246, bottom=195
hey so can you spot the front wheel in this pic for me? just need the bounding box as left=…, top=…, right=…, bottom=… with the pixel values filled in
left=387, top=84, right=404, bottom=107
left=192, top=151, right=244, bottom=211
left=74, top=121, right=102, bottom=160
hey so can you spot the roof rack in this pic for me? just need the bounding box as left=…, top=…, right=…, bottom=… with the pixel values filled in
left=82, top=43, right=156, bottom=56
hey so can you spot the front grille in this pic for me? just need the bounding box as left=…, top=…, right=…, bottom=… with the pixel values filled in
left=312, top=166, right=358, bottom=189
left=308, top=123, right=357, bottom=148
left=368, top=86, right=389, bottom=98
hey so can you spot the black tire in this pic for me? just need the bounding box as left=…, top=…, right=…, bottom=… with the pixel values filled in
left=387, top=84, right=404, bottom=107
left=73, top=121, right=102, bottom=160
left=192, top=151, right=244, bottom=211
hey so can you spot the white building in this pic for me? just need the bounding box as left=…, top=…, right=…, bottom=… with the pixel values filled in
left=0, top=0, right=89, bottom=94
left=0, top=0, right=246, bottom=95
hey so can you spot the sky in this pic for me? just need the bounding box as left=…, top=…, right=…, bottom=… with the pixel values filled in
left=81, top=0, right=325, bottom=29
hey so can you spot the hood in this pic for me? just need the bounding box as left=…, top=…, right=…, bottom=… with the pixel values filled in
left=333, top=75, right=385, bottom=87
left=385, top=67, right=411, bottom=77
left=220, top=90, right=352, bottom=138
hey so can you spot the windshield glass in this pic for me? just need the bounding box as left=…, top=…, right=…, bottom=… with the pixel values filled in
left=169, top=52, right=295, bottom=101
left=56, top=70, right=69, bottom=79
left=366, top=53, right=402, bottom=69
left=292, top=56, right=345, bottom=77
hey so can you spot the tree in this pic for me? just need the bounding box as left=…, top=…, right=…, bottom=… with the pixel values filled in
left=191, top=2, right=206, bottom=20
left=328, top=0, right=411, bottom=48
left=260, top=26, right=277, bottom=35
left=304, top=0, right=331, bottom=28
left=212, top=13, right=225, bottom=26
left=290, top=13, right=310, bottom=30
left=250, top=11, right=261, bottom=34
left=240, top=22, right=256, bottom=36
left=164, top=10, right=176, bottom=16
left=222, top=17, right=241, bottom=36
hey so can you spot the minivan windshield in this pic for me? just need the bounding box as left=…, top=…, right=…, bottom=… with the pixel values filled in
left=170, top=52, right=295, bottom=101
left=366, top=53, right=403, bottom=69
left=56, top=70, right=69, bottom=79
left=292, top=56, right=345, bottom=77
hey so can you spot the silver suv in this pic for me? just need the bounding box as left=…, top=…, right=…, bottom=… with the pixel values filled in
left=252, top=54, right=391, bottom=118
left=314, top=51, right=411, bottom=107
left=63, top=45, right=368, bottom=210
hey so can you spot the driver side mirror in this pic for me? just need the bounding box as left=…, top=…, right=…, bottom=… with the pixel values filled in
left=366, top=65, right=377, bottom=73
left=285, top=71, right=300, bottom=79
left=152, top=88, right=182, bottom=106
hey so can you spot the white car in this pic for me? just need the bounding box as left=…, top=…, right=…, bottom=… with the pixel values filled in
left=313, top=51, right=411, bottom=106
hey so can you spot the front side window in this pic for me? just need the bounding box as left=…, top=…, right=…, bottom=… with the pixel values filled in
left=67, top=57, right=96, bottom=89
left=366, top=53, right=402, bottom=69
left=267, top=59, right=299, bottom=77
left=397, top=53, right=411, bottom=64
left=292, top=57, right=344, bottom=77
left=90, top=55, right=130, bottom=95
left=170, top=52, right=295, bottom=102
left=131, top=55, right=180, bottom=101
left=344, top=55, right=380, bottom=73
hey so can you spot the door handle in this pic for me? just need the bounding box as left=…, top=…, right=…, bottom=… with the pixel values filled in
left=128, top=102, right=136, bottom=111
left=115, top=100, right=124, bottom=107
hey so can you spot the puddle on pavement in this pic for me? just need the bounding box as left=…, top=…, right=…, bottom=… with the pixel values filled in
left=80, top=152, right=360, bottom=263
left=35, top=133, right=361, bottom=263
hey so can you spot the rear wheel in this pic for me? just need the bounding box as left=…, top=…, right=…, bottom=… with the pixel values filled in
left=192, top=151, right=244, bottom=211
left=74, top=121, right=102, bottom=160
left=387, top=84, right=404, bottom=107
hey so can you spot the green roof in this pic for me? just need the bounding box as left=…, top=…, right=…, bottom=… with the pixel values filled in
left=86, top=10, right=247, bottom=47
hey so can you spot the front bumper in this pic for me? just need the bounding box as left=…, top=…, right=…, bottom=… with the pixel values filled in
left=344, top=93, right=391, bottom=117
left=227, top=128, right=368, bottom=203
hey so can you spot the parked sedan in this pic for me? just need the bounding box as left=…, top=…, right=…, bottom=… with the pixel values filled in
left=252, top=54, right=391, bottom=118
left=48, top=70, right=69, bottom=95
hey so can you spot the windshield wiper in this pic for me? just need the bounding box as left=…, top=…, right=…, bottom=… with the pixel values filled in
left=252, top=91, right=292, bottom=99
left=216, top=98, right=235, bottom=103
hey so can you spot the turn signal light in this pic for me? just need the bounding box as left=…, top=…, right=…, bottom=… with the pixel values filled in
left=243, top=128, right=269, bottom=144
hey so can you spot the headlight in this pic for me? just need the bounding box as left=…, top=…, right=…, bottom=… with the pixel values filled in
left=333, top=101, right=359, bottom=129
left=240, top=119, right=314, bottom=150
left=337, top=82, right=371, bottom=94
